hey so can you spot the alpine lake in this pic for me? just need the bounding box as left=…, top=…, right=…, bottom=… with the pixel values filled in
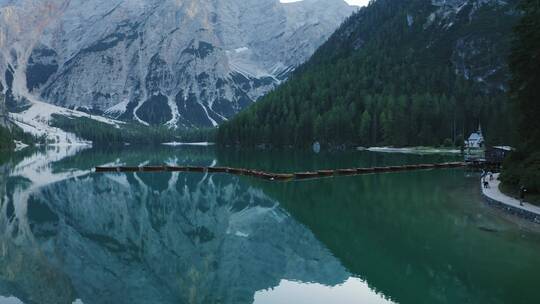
left=0, top=145, right=539, bottom=304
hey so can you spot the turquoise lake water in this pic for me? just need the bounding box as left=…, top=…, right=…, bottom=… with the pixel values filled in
left=0, top=146, right=539, bottom=304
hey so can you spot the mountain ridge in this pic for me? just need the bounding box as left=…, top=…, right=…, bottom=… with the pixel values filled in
left=218, top=0, right=520, bottom=147
left=0, top=0, right=354, bottom=129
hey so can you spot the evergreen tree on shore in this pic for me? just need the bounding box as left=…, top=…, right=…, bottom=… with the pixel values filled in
left=501, top=0, right=540, bottom=193
left=509, top=0, right=540, bottom=152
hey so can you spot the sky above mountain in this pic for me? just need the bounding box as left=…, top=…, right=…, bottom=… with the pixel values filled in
left=341, top=0, right=369, bottom=6
left=281, top=0, right=369, bottom=7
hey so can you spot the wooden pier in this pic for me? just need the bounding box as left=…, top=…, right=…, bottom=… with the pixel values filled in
left=95, top=162, right=466, bottom=182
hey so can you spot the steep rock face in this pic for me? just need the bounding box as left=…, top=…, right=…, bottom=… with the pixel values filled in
left=427, top=0, right=518, bottom=92
left=0, top=0, right=354, bottom=128
left=330, top=0, right=518, bottom=92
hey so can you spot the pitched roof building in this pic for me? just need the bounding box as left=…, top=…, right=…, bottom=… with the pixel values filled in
left=465, top=125, right=484, bottom=148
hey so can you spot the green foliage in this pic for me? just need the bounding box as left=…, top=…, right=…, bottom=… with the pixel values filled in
left=218, top=0, right=518, bottom=148
left=0, top=125, right=14, bottom=151
left=0, top=123, right=37, bottom=151
left=501, top=0, right=540, bottom=193
left=509, top=0, right=540, bottom=153
left=50, top=114, right=216, bottom=146
left=501, top=151, right=540, bottom=193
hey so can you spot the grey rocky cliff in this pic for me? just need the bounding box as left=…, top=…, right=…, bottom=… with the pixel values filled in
left=0, top=0, right=354, bottom=128
left=427, top=0, right=519, bottom=92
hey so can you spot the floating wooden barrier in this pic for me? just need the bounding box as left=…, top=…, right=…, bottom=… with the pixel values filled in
left=120, top=166, right=140, bottom=173
left=317, top=170, right=335, bottom=177
left=207, top=167, right=229, bottom=173
left=95, top=167, right=117, bottom=173
left=295, top=172, right=320, bottom=179
left=166, top=166, right=187, bottom=172
left=259, top=172, right=277, bottom=180
left=355, top=168, right=371, bottom=173
left=403, top=164, right=419, bottom=170
left=223, top=168, right=239, bottom=174
left=244, top=170, right=259, bottom=177
left=336, top=169, right=357, bottom=175
left=185, top=166, right=205, bottom=173
left=142, top=166, right=165, bottom=172
left=95, top=162, right=466, bottom=182
left=273, top=173, right=295, bottom=181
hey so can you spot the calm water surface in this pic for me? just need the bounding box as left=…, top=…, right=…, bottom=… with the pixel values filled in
left=0, top=146, right=539, bottom=304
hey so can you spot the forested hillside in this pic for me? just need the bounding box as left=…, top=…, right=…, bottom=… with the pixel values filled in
left=500, top=0, right=540, bottom=193
left=218, top=0, right=519, bottom=147
left=0, top=91, right=14, bottom=150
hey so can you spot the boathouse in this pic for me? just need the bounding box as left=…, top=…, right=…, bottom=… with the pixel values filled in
left=485, top=146, right=513, bottom=164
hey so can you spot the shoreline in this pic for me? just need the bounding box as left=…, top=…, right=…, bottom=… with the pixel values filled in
left=162, top=142, right=215, bottom=147
left=481, top=173, right=540, bottom=224
left=365, top=146, right=461, bottom=155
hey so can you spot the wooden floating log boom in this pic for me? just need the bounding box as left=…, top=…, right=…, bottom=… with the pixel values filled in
left=336, top=169, right=357, bottom=175
left=273, top=173, right=295, bottom=181
left=166, top=166, right=187, bottom=172
left=95, top=162, right=467, bottom=181
left=119, top=167, right=140, bottom=172
left=207, top=167, right=229, bottom=173
left=317, top=170, right=335, bottom=177
left=295, top=172, right=320, bottom=179
left=141, top=166, right=164, bottom=172
left=95, top=166, right=119, bottom=173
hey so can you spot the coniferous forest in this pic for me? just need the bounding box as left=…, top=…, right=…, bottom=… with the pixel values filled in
left=500, top=0, right=540, bottom=193
left=218, top=0, right=519, bottom=148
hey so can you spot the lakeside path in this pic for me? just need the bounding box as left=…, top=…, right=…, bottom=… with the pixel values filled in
left=482, top=173, right=540, bottom=223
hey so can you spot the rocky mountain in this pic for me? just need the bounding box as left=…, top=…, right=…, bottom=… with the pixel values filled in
left=0, top=0, right=354, bottom=128
left=218, top=0, right=520, bottom=147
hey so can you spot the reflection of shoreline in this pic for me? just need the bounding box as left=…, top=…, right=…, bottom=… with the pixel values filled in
left=254, top=278, right=394, bottom=304
left=365, top=146, right=461, bottom=155
left=162, top=142, right=215, bottom=147
left=10, top=145, right=91, bottom=187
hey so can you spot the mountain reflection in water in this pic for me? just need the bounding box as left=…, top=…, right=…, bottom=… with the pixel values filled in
left=0, top=146, right=539, bottom=304
left=0, top=146, right=389, bottom=304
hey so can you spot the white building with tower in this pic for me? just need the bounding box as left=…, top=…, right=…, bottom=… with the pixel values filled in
left=465, top=125, right=485, bottom=149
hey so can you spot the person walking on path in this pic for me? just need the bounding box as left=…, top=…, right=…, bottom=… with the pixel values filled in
left=519, top=186, right=527, bottom=206
left=481, top=170, right=487, bottom=185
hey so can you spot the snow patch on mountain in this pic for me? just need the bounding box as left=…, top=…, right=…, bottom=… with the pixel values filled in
left=10, top=99, right=122, bottom=145
left=0, top=0, right=354, bottom=129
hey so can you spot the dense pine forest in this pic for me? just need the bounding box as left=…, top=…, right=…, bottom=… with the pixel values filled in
left=0, top=125, right=14, bottom=150
left=0, top=91, right=35, bottom=150
left=51, top=115, right=215, bottom=146
left=218, top=0, right=519, bottom=147
left=500, top=0, right=540, bottom=193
